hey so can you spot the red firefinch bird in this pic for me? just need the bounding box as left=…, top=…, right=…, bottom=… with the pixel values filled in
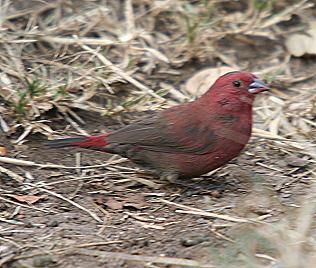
left=48, top=71, right=269, bottom=182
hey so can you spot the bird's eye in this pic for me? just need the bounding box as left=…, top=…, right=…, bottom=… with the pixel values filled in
left=233, top=80, right=242, bottom=87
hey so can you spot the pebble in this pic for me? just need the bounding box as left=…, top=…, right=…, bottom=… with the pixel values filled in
left=47, top=219, right=59, bottom=227
left=285, top=156, right=309, bottom=167
left=33, top=255, right=56, bottom=267
left=180, top=235, right=208, bottom=247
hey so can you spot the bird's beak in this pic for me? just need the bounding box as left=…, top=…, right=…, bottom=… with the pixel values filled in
left=248, top=79, right=269, bottom=94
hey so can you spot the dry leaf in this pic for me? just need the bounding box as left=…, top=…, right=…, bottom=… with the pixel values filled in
left=12, top=195, right=44, bottom=204
left=36, top=102, right=54, bottom=111
left=106, top=197, right=124, bottom=210
left=285, top=22, right=316, bottom=57
left=123, top=195, right=148, bottom=210
left=0, top=146, right=7, bottom=156
left=144, top=47, right=170, bottom=63
left=136, top=221, right=165, bottom=230
left=285, top=156, right=309, bottom=167
left=185, top=66, right=236, bottom=96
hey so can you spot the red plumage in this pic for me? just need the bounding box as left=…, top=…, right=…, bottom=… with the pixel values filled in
left=47, top=71, right=269, bottom=181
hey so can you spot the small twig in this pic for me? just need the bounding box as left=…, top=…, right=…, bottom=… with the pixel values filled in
left=14, top=125, right=33, bottom=144
left=0, top=115, right=10, bottom=132
left=255, top=253, right=277, bottom=262
left=0, top=254, right=15, bottom=267
left=105, top=165, right=160, bottom=188
left=253, top=128, right=296, bottom=141
left=35, top=173, right=110, bottom=187
left=0, top=156, right=50, bottom=167
left=5, top=2, right=58, bottom=20
left=260, top=0, right=312, bottom=29
left=0, top=196, right=48, bottom=212
left=175, top=209, right=249, bottom=223
left=72, top=241, right=124, bottom=248
left=209, top=227, right=235, bottom=243
left=0, top=165, right=25, bottom=183
left=26, top=183, right=103, bottom=223
left=256, top=162, right=283, bottom=172
left=39, top=36, right=115, bottom=46
left=75, top=152, right=81, bottom=177
left=158, top=199, right=251, bottom=223
left=60, top=109, right=89, bottom=136
left=0, top=217, right=25, bottom=225
left=0, top=236, right=22, bottom=248
left=125, top=0, right=135, bottom=35
left=0, top=156, right=127, bottom=169
left=69, top=152, right=84, bottom=199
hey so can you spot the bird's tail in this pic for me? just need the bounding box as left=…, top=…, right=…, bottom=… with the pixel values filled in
left=47, top=134, right=108, bottom=148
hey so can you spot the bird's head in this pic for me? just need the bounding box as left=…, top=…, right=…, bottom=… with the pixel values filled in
left=213, top=71, right=269, bottom=95
left=201, top=71, right=269, bottom=111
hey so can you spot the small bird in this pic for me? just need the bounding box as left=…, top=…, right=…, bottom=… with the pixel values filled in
left=47, top=71, right=269, bottom=182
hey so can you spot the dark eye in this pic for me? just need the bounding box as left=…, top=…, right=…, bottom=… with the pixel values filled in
left=233, top=80, right=242, bottom=87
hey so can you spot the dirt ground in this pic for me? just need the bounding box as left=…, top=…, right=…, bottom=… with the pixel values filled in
left=0, top=1, right=316, bottom=268
left=1, top=92, right=315, bottom=267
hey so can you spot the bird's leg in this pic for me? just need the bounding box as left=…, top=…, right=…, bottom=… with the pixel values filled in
left=159, top=171, right=181, bottom=184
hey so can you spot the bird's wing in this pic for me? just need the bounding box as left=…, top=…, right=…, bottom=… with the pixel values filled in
left=107, top=105, right=218, bottom=155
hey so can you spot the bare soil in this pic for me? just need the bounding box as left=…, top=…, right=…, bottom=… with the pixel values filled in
left=1, top=87, right=315, bottom=268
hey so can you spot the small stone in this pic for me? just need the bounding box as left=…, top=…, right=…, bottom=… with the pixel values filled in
left=180, top=235, right=208, bottom=247
left=0, top=245, right=10, bottom=255
left=33, top=255, right=56, bottom=267
left=211, top=190, right=221, bottom=198
left=285, top=156, right=309, bottom=167
left=47, top=219, right=59, bottom=227
left=59, top=206, right=71, bottom=212
left=23, top=220, right=33, bottom=228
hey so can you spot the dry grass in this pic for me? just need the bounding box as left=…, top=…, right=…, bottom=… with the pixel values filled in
left=0, top=0, right=313, bottom=138
left=0, top=0, right=315, bottom=267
